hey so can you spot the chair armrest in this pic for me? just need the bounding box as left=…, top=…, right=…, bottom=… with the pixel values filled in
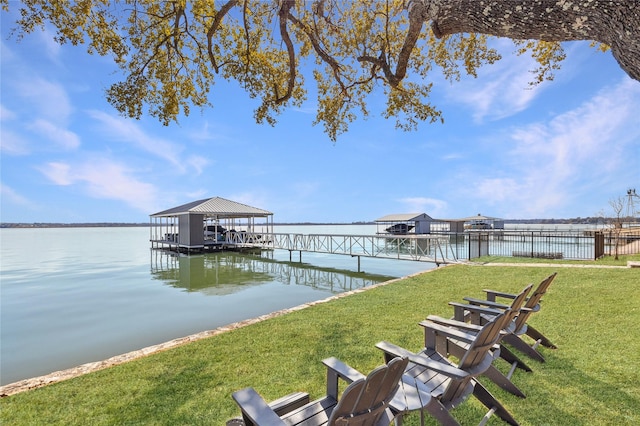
left=322, top=357, right=366, bottom=399
left=448, top=302, right=504, bottom=317
left=462, top=297, right=511, bottom=310
left=419, top=320, right=477, bottom=344
left=232, top=387, right=286, bottom=426
left=448, top=301, right=504, bottom=322
left=322, top=357, right=365, bottom=383
left=425, top=315, right=484, bottom=333
left=483, top=289, right=517, bottom=302
left=375, top=341, right=468, bottom=380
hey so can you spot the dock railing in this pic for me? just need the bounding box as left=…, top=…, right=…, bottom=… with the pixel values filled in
left=227, top=232, right=460, bottom=265
left=163, top=228, right=639, bottom=261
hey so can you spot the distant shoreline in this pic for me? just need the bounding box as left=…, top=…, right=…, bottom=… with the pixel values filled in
left=0, top=223, right=153, bottom=228
left=0, top=217, right=623, bottom=229
left=0, top=222, right=373, bottom=229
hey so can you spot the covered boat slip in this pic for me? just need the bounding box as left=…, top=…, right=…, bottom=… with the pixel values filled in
left=150, top=197, right=274, bottom=253
left=374, top=213, right=505, bottom=235
left=375, top=213, right=434, bottom=235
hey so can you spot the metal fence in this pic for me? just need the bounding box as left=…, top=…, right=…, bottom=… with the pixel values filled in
left=223, top=229, right=639, bottom=262
left=442, top=229, right=640, bottom=260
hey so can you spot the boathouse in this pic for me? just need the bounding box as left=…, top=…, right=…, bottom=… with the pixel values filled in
left=460, top=214, right=504, bottom=230
left=375, top=213, right=434, bottom=235
left=434, top=214, right=505, bottom=232
left=149, top=197, right=273, bottom=252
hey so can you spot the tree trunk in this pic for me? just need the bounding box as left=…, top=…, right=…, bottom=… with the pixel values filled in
left=412, top=0, right=640, bottom=81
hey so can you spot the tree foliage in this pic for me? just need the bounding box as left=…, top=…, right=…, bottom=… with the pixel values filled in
left=3, top=0, right=637, bottom=141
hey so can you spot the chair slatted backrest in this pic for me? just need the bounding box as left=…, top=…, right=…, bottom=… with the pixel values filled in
left=500, top=283, right=533, bottom=333
left=441, top=311, right=508, bottom=403
left=512, top=273, right=557, bottom=332
left=329, top=356, right=408, bottom=426
left=459, top=310, right=510, bottom=370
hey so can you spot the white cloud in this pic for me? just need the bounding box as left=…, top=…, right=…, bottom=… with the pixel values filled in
left=0, top=40, right=17, bottom=67
left=87, top=110, right=189, bottom=172
left=1, top=36, right=83, bottom=152
left=39, top=162, right=73, bottom=185
left=0, top=128, right=31, bottom=155
left=38, top=159, right=158, bottom=212
left=186, top=155, right=209, bottom=176
left=18, top=78, right=73, bottom=123
left=441, top=152, right=464, bottom=161
left=4, top=76, right=81, bottom=151
left=468, top=77, right=640, bottom=218
left=445, top=41, right=546, bottom=122
left=0, top=183, right=34, bottom=207
left=0, top=104, right=17, bottom=121
left=188, top=121, right=229, bottom=143
left=397, top=197, right=448, bottom=217
left=29, top=119, right=81, bottom=150
left=37, top=26, right=63, bottom=63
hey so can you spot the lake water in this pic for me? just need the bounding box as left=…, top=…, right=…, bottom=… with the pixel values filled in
left=0, top=225, right=434, bottom=385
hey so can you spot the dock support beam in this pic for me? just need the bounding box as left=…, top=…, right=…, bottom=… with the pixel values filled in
left=289, top=250, right=302, bottom=262
left=352, top=255, right=361, bottom=272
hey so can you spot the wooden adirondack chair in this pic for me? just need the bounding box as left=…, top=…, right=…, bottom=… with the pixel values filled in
left=461, top=273, right=558, bottom=363
left=376, top=311, right=519, bottom=426
left=230, top=356, right=410, bottom=426
left=425, top=283, right=534, bottom=398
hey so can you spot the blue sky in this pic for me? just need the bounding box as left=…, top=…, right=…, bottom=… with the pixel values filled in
left=1, top=12, right=639, bottom=224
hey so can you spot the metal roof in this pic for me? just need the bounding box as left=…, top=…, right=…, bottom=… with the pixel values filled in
left=375, top=213, right=433, bottom=222
left=150, top=197, right=272, bottom=218
left=457, top=214, right=501, bottom=222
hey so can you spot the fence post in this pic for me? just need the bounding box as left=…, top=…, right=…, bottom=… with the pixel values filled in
left=594, top=231, right=604, bottom=259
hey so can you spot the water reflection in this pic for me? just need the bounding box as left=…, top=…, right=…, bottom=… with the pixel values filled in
left=150, top=249, right=396, bottom=295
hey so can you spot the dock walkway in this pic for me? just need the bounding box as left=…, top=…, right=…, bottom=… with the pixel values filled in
left=151, top=232, right=460, bottom=265
left=228, top=232, right=459, bottom=266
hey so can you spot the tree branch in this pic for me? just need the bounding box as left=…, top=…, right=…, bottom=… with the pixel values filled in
left=416, top=0, right=640, bottom=81
left=356, top=1, right=427, bottom=88
left=286, top=8, right=347, bottom=94
left=275, top=0, right=297, bottom=104
left=206, top=0, right=237, bottom=73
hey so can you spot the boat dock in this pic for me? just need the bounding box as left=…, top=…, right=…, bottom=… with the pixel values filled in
left=149, top=197, right=639, bottom=265
left=151, top=231, right=461, bottom=267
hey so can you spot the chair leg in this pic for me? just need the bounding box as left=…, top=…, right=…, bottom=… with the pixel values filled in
left=483, top=365, right=526, bottom=398
left=472, top=380, right=519, bottom=426
left=525, top=325, right=557, bottom=349
left=423, top=398, right=460, bottom=426
left=499, top=344, right=532, bottom=372
left=503, top=334, right=546, bottom=363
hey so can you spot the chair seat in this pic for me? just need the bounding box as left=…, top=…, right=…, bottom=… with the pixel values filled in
left=401, top=348, right=452, bottom=398
left=231, top=356, right=408, bottom=426
left=280, top=397, right=338, bottom=426
left=388, top=374, right=433, bottom=415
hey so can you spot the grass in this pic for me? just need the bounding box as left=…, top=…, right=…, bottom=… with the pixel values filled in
left=476, top=253, right=640, bottom=266
left=1, top=263, right=639, bottom=425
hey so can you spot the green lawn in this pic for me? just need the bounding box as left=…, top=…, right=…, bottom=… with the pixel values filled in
left=2, top=263, right=639, bottom=425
